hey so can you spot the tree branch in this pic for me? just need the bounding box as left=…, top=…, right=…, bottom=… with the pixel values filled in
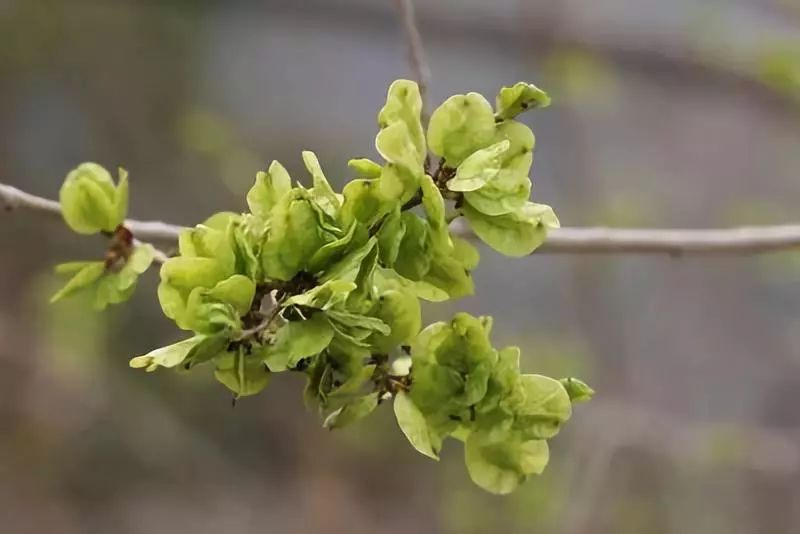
left=1, top=182, right=173, bottom=263
left=393, top=0, right=431, bottom=122
left=5, top=181, right=800, bottom=256
left=536, top=225, right=800, bottom=256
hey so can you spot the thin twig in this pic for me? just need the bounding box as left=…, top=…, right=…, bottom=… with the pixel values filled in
left=1, top=182, right=173, bottom=263
left=235, top=305, right=282, bottom=342
left=538, top=224, right=800, bottom=256
left=6, top=182, right=800, bottom=256
left=393, top=0, right=431, bottom=123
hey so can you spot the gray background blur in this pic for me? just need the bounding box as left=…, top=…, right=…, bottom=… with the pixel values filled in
left=2, top=1, right=800, bottom=532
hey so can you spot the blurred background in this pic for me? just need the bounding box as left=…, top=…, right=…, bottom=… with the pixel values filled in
left=2, top=0, right=800, bottom=532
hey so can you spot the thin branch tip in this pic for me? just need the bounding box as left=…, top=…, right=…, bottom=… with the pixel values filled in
left=1, top=182, right=175, bottom=262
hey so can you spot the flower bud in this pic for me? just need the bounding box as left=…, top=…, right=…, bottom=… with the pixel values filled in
left=59, top=162, right=128, bottom=234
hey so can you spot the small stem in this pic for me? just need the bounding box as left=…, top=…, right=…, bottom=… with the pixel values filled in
left=401, top=190, right=423, bottom=211
left=234, top=306, right=281, bottom=342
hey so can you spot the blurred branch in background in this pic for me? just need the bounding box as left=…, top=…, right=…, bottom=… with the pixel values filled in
left=5, top=181, right=800, bottom=255
left=393, top=0, right=431, bottom=121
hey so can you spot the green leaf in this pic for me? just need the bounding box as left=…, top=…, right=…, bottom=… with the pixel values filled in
left=448, top=140, right=510, bottom=192
left=183, top=334, right=229, bottom=370
left=182, top=288, right=241, bottom=335
left=327, top=364, right=377, bottom=401
left=378, top=163, right=419, bottom=205
left=158, top=255, right=241, bottom=331
left=323, top=392, right=380, bottom=429
left=261, top=190, right=332, bottom=281
left=327, top=323, right=373, bottom=366
left=51, top=261, right=105, bottom=303
left=376, top=124, right=420, bottom=168
left=462, top=121, right=535, bottom=216
left=347, top=242, right=379, bottom=311
left=262, top=315, right=335, bottom=372
left=230, top=218, right=263, bottom=280
left=130, top=335, right=206, bottom=372
left=409, top=359, right=465, bottom=416
left=375, top=267, right=450, bottom=302
left=376, top=207, right=406, bottom=267
left=308, top=222, right=364, bottom=274
left=320, top=237, right=377, bottom=283
left=495, top=82, right=551, bottom=120
left=247, top=160, right=292, bottom=218
left=394, top=391, right=440, bottom=460
left=465, top=428, right=549, bottom=494
left=374, top=80, right=426, bottom=205
left=89, top=244, right=155, bottom=311
left=376, top=79, right=426, bottom=169
left=427, top=93, right=496, bottom=166
left=560, top=377, right=595, bottom=403
left=201, top=211, right=239, bottom=231
left=93, top=272, right=135, bottom=310
left=54, top=261, right=98, bottom=275
left=284, top=280, right=357, bottom=310
left=326, top=309, right=390, bottom=337
left=348, top=158, right=382, bottom=178
left=214, top=350, right=271, bottom=397
left=418, top=314, right=494, bottom=370
left=160, top=257, right=230, bottom=294
left=420, top=174, right=451, bottom=250
left=513, top=374, right=573, bottom=440
left=339, top=178, right=387, bottom=228
left=369, top=289, right=422, bottom=353
left=393, top=213, right=431, bottom=281
left=491, top=120, right=536, bottom=171
left=302, top=150, right=341, bottom=217
left=410, top=320, right=449, bottom=364
left=127, top=244, right=156, bottom=274
left=518, top=375, right=573, bottom=421
left=422, top=251, right=475, bottom=300
left=59, top=162, right=122, bottom=234
left=206, top=274, right=256, bottom=317
left=178, top=221, right=237, bottom=271
left=158, top=217, right=242, bottom=328
left=463, top=202, right=559, bottom=257
left=407, top=313, right=496, bottom=418
left=478, top=346, right=524, bottom=415
left=157, top=282, right=186, bottom=325
left=303, top=355, right=332, bottom=408
left=439, top=313, right=496, bottom=404
left=451, top=236, right=480, bottom=271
